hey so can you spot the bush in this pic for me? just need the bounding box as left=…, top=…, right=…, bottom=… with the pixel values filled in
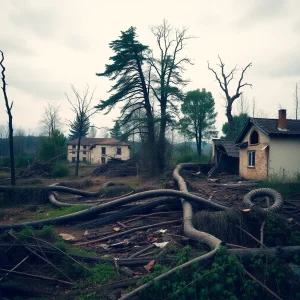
left=51, top=164, right=70, bottom=178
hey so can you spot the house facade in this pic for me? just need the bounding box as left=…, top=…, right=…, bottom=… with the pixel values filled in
left=236, top=109, right=300, bottom=180
left=67, top=137, right=130, bottom=164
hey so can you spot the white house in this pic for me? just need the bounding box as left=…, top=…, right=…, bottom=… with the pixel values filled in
left=67, top=137, right=130, bottom=164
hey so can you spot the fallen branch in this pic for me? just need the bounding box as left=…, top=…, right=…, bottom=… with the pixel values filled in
left=243, top=268, right=283, bottom=300
left=236, top=225, right=267, bottom=248
left=0, top=268, right=74, bottom=285
left=75, top=219, right=181, bottom=246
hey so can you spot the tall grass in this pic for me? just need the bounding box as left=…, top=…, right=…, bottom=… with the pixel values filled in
left=259, top=169, right=300, bottom=197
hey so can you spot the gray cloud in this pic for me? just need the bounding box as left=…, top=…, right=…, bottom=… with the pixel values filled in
left=7, top=65, right=66, bottom=101
left=9, top=0, right=60, bottom=38
left=239, top=0, right=287, bottom=26
left=0, top=36, right=36, bottom=56
left=256, top=51, right=300, bottom=77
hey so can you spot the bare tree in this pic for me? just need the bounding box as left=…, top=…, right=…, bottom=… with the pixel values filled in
left=39, top=102, right=62, bottom=137
left=0, top=50, right=15, bottom=185
left=294, top=83, right=299, bottom=120
left=148, top=20, right=193, bottom=170
left=208, top=55, right=252, bottom=138
left=66, top=85, right=97, bottom=176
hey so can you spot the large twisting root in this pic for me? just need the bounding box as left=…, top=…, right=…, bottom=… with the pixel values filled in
left=0, top=187, right=228, bottom=230
left=119, top=163, right=224, bottom=300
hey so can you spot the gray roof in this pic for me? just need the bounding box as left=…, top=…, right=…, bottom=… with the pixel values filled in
left=236, top=118, right=300, bottom=143
left=213, top=139, right=239, bottom=158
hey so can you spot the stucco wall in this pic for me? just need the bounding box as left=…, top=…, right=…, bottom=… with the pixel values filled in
left=67, top=144, right=130, bottom=164
left=239, top=126, right=270, bottom=180
left=268, top=137, right=300, bottom=178
left=67, top=145, right=90, bottom=162
left=90, top=145, right=130, bottom=164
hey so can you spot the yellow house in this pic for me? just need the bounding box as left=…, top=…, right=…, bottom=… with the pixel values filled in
left=236, top=109, right=300, bottom=180
left=67, top=137, right=130, bottom=164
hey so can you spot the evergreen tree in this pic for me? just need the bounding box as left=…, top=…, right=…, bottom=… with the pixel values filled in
left=68, top=112, right=90, bottom=140
left=179, top=89, right=217, bottom=159
left=96, top=27, right=157, bottom=173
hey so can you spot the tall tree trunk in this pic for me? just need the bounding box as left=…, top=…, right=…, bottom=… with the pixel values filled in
left=136, top=55, right=157, bottom=174
left=0, top=51, right=16, bottom=186
left=75, top=136, right=81, bottom=177
left=226, top=103, right=234, bottom=139
left=157, top=102, right=167, bottom=171
left=8, top=113, right=15, bottom=185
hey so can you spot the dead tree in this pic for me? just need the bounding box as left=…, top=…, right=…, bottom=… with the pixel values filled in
left=208, top=56, right=252, bottom=138
left=0, top=50, right=16, bottom=185
left=39, top=102, right=62, bottom=138
left=149, top=20, right=192, bottom=171
left=66, top=85, right=97, bottom=177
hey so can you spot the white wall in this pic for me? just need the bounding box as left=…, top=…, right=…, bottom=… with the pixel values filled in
left=269, top=137, right=300, bottom=178
left=67, top=144, right=130, bottom=164
left=90, top=145, right=130, bottom=164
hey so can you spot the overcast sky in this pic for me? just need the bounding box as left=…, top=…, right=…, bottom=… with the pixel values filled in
left=1, top=0, right=300, bottom=137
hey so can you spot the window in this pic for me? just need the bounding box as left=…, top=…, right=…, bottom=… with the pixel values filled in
left=82, top=157, right=87, bottom=162
left=248, top=151, right=255, bottom=167
left=83, top=145, right=87, bottom=149
left=72, top=157, right=76, bottom=162
left=72, top=151, right=75, bottom=154
left=72, top=145, right=76, bottom=149
left=101, top=157, right=106, bottom=164
left=83, top=151, right=86, bottom=155
left=101, top=147, right=106, bottom=155
left=250, top=130, right=259, bottom=144
left=117, top=147, right=122, bottom=155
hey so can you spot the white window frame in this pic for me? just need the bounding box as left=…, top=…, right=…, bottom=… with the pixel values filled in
left=248, top=151, right=255, bottom=167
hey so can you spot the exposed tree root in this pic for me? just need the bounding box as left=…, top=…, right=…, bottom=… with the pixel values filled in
left=0, top=188, right=229, bottom=230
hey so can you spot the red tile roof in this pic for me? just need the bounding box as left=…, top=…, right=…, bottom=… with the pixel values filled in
left=67, top=137, right=130, bottom=146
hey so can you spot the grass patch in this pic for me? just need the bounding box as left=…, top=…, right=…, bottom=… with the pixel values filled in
left=35, top=204, right=87, bottom=220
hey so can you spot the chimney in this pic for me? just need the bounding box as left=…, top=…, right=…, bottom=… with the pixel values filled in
left=278, top=109, right=287, bottom=130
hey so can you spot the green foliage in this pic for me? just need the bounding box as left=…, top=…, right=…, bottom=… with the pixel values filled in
left=258, top=171, right=300, bottom=197
left=38, top=130, right=67, bottom=161
left=110, top=120, right=128, bottom=141
left=16, top=225, right=55, bottom=242
left=38, top=225, right=55, bottom=238
left=137, top=247, right=258, bottom=300
left=35, top=204, right=87, bottom=220
left=222, top=113, right=249, bottom=140
left=179, top=89, right=218, bottom=157
left=69, top=112, right=90, bottom=140
left=96, top=27, right=149, bottom=113
left=51, top=163, right=70, bottom=178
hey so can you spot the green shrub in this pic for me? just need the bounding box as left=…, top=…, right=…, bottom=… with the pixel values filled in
left=51, top=164, right=70, bottom=178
